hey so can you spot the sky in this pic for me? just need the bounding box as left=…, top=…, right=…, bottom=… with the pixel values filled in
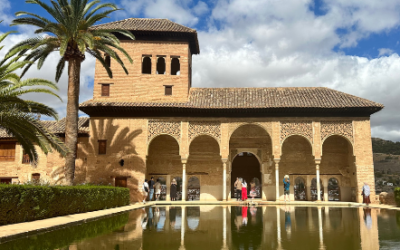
left=1, top=0, right=400, bottom=141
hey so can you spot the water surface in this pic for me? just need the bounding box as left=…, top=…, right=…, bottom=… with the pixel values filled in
left=1, top=205, right=400, bottom=250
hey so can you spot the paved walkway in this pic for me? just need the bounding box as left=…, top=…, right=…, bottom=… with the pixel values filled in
left=0, top=201, right=398, bottom=244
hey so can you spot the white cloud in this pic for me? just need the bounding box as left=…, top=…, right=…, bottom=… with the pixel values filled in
left=193, top=1, right=209, bottom=16
left=378, top=48, right=395, bottom=57
left=0, top=0, right=13, bottom=25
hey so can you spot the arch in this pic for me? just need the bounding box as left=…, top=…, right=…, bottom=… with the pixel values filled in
left=142, top=56, right=151, bottom=74
left=189, top=133, right=220, bottom=148
left=147, top=134, right=180, bottom=155
left=229, top=122, right=271, bottom=141
left=294, top=177, right=307, bottom=201
left=321, top=134, right=354, bottom=157
left=171, top=57, right=180, bottom=75
left=186, top=207, right=200, bottom=230
left=187, top=176, right=200, bottom=200
left=311, top=178, right=324, bottom=201
left=173, top=176, right=182, bottom=200
left=231, top=152, right=261, bottom=199
left=231, top=151, right=262, bottom=166
left=189, top=134, right=220, bottom=155
left=328, top=177, right=341, bottom=201
left=156, top=57, right=166, bottom=74
left=281, top=134, right=314, bottom=156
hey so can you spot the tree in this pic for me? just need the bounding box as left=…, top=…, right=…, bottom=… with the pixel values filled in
left=0, top=27, right=67, bottom=162
left=9, top=0, right=134, bottom=185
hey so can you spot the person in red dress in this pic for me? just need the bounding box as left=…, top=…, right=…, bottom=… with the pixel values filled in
left=242, top=180, right=248, bottom=201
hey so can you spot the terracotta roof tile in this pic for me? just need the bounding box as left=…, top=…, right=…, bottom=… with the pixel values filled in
left=91, top=18, right=196, bottom=33
left=0, top=117, right=90, bottom=139
left=80, top=87, right=384, bottom=110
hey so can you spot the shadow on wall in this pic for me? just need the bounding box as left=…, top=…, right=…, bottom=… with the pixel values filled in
left=50, top=119, right=145, bottom=202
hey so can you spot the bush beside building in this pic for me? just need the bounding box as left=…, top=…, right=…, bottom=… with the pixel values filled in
left=0, top=185, right=130, bottom=225
left=395, top=187, right=400, bottom=207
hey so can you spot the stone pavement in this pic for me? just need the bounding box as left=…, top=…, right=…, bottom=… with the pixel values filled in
left=0, top=201, right=398, bottom=244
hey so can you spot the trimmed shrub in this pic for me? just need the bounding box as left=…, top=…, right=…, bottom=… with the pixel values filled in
left=0, top=184, right=130, bottom=225
left=0, top=212, right=129, bottom=250
left=395, top=187, right=400, bottom=207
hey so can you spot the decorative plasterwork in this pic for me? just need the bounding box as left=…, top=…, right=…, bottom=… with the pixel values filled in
left=148, top=120, right=181, bottom=142
left=280, top=121, right=313, bottom=143
left=321, top=121, right=353, bottom=143
left=188, top=121, right=221, bottom=142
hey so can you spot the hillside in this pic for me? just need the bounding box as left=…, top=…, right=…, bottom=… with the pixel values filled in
left=372, top=138, right=400, bottom=193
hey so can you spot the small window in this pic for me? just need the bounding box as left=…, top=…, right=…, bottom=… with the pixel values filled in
left=32, top=173, right=40, bottom=183
left=105, top=55, right=111, bottom=68
left=101, top=84, right=110, bottom=97
left=165, top=86, right=172, bottom=96
left=171, top=57, right=180, bottom=75
left=115, top=177, right=128, bottom=188
left=0, top=178, right=12, bottom=184
left=98, top=140, right=107, bottom=155
left=0, top=142, right=16, bottom=162
left=142, top=56, right=152, bottom=74
left=156, top=57, right=166, bottom=74
left=22, top=151, right=30, bottom=164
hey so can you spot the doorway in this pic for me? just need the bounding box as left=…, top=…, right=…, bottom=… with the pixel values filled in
left=231, top=152, right=261, bottom=198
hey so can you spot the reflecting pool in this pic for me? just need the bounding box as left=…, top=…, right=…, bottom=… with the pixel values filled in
left=1, top=206, right=400, bottom=250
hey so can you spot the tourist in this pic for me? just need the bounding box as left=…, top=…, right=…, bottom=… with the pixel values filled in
left=148, top=177, right=155, bottom=201
left=250, top=180, right=257, bottom=202
left=242, top=179, right=248, bottom=201
left=362, top=182, right=371, bottom=205
left=283, top=175, right=290, bottom=202
left=242, top=206, right=248, bottom=225
left=234, top=177, right=242, bottom=201
left=142, top=179, right=149, bottom=204
left=154, top=178, right=162, bottom=201
left=170, top=179, right=178, bottom=201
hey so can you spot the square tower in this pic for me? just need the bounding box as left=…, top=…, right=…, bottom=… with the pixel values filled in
left=91, top=18, right=199, bottom=103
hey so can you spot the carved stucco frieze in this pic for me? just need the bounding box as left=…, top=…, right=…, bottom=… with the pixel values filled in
left=321, top=121, right=353, bottom=143
left=280, top=121, right=313, bottom=143
left=188, top=121, right=221, bottom=143
left=148, top=120, right=181, bottom=142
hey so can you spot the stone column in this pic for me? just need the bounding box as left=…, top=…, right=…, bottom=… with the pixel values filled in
left=166, top=175, right=171, bottom=201
left=276, top=206, right=281, bottom=247
left=315, top=159, right=321, bottom=202
left=323, top=177, right=329, bottom=201
left=182, top=159, right=187, bottom=201
left=318, top=207, right=324, bottom=249
left=223, top=206, right=227, bottom=248
left=261, top=163, right=267, bottom=201
left=275, top=159, right=280, bottom=201
left=180, top=206, right=186, bottom=249
left=222, top=159, right=228, bottom=201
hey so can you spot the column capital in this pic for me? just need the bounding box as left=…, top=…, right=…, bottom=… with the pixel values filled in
left=274, top=158, right=281, bottom=164
left=221, top=158, right=229, bottom=164
left=315, top=158, right=321, bottom=165
left=181, top=158, right=188, bottom=164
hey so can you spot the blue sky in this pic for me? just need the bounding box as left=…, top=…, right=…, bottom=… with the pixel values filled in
left=1, top=0, right=400, bottom=141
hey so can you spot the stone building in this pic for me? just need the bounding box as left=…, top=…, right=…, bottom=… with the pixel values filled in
left=0, top=18, right=383, bottom=203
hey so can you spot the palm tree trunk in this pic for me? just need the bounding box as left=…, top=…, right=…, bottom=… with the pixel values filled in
left=64, top=57, right=81, bottom=186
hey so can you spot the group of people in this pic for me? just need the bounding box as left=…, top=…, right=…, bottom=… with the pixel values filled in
left=234, top=177, right=258, bottom=201
left=142, top=177, right=162, bottom=203
left=142, top=177, right=180, bottom=203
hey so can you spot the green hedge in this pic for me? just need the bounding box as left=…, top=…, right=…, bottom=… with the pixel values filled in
left=0, top=212, right=129, bottom=250
left=0, top=184, right=130, bottom=225
left=395, top=187, right=400, bottom=207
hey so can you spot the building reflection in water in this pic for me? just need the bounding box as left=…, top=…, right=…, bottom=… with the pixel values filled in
left=69, top=205, right=391, bottom=250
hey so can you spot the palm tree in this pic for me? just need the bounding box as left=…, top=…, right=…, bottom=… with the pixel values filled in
left=9, top=0, right=134, bottom=185
left=0, top=27, right=67, bottom=163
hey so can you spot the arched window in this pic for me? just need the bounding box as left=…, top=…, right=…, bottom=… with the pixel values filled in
left=328, top=178, right=340, bottom=201
left=171, top=57, right=180, bottom=75
left=188, top=176, right=200, bottom=200
left=156, top=57, right=166, bottom=74
left=311, top=178, right=324, bottom=201
left=173, top=176, right=182, bottom=200
left=294, top=177, right=307, bottom=201
left=142, top=56, right=151, bottom=74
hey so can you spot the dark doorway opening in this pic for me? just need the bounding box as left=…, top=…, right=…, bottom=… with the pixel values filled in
left=115, top=177, right=127, bottom=187
left=231, top=152, right=261, bottom=198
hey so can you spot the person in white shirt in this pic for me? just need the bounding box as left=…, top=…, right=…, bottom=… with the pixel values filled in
left=143, top=179, right=149, bottom=204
